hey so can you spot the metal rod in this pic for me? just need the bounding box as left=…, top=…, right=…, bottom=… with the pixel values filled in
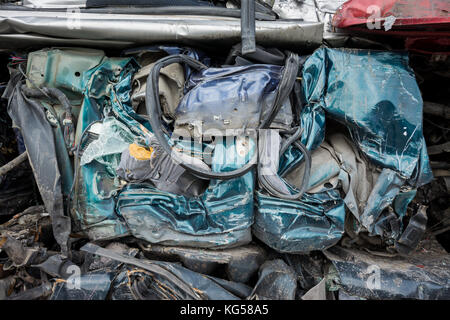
left=241, top=0, right=256, bottom=55
left=0, top=151, right=28, bottom=176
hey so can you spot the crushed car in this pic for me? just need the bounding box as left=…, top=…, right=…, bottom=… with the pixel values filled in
left=0, top=0, right=449, bottom=300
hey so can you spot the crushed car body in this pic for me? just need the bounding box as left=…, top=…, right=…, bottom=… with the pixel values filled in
left=0, top=0, right=449, bottom=301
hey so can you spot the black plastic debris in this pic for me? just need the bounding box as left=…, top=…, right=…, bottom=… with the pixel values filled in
left=248, top=259, right=297, bottom=300
left=81, top=243, right=251, bottom=300
left=139, top=243, right=266, bottom=283
left=324, top=243, right=450, bottom=300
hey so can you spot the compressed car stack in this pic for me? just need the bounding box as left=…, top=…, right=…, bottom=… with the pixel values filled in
left=0, top=0, right=449, bottom=300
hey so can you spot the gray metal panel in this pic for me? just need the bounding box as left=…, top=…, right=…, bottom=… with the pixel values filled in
left=0, top=10, right=323, bottom=49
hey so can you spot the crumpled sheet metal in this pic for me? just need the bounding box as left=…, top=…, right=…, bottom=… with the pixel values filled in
left=302, top=48, right=433, bottom=186
left=324, top=246, right=450, bottom=300
left=300, top=48, right=433, bottom=239
left=71, top=48, right=256, bottom=248
left=284, top=140, right=341, bottom=193
left=0, top=236, right=47, bottom=270
left=272, top=0, right=349, bottom=46
left=249, top=259, right=297, bottom=300
left=284, top=135, right=365, bottom=221
left=0, top=206, right=51, bottom=249
left=131, top=61, right=185, bottom=117
left=278, top=103, right=325, bottom=177
left=0, top=10, right=323, bottom=49
left=116, top=138, right=255, bottom=249
left=4, top=72, right=71, bottom=254
left=285, top=133, right=418, bottom=242
left=26, top=47, right=105, bottom=106
left=71, top=57, right=140, bottom=240
left=254, top=190, right=346, bottom=254
left=254, top=47, right=433, bottom=252
left=81, top=243, right=251, bottom=300
left=139, top=243, right=266, bottom=284
left=284, top=252, right=327, bottom=292
left=332, top=0, right=450, bottom=29
left=254, top=102, right=346, bottom=253
left=174, top=64, right=284, bottom=139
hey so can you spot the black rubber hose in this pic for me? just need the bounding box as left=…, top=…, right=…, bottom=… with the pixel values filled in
left=145, top=53, right=311, bottom=187
left=291, top=80, right=305, bottom=124
left=258, top=139, right=311, bottom=200
left=259, top=52, right=299, bottom=129
left=145, top=54, right=258, bottom=180
left=280, top=126, right=303, bottom=156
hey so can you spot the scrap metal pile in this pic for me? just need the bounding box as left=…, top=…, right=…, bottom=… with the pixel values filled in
left=0, top=0, right=449, bottom=300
